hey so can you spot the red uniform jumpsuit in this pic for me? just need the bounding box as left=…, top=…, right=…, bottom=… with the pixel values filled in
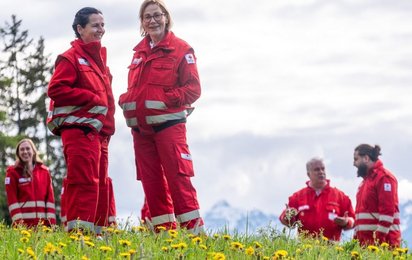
left=95, top=79, right=116, bottom=233
left=354, top=160, right=401, bottom=247
left=5, top=163, right=56, bottom=227
left=280, top=180, right=355, bottom=241
left=48, top=39, right=111, bottom=232
left=119, top=31, right=204, bottom=233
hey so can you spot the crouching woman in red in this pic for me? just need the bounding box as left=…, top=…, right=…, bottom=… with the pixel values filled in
left=5, top=138, right=56, bottom=227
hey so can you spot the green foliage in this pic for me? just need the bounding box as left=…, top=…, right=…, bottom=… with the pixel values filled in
left=0, top=15, right=65, bottom=224
left=0, top=222, right=409, bottom=259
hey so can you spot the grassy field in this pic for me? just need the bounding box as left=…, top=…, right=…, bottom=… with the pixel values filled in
left=0, top=222, right=409, bottom=259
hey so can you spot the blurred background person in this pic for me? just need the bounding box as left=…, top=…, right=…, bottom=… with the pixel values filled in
left=5, top=138, right=56, bottom=227
left=353, top=144, right=401, bottom=247
left=280, top=157, right=355, bottom=241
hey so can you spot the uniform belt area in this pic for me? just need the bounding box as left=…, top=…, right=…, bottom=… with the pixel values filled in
left=133, top=118, right=186, bottom=133
left=60, top=125, right=93, bottom=135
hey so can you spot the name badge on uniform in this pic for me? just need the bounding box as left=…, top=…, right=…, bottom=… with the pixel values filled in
left=132, top=57, right=142, bottom=65
left=384, top=183, right=391, bottom=191
left=19, top=177, right=31, bottom=183
left=5, top=177, right=10, bottom=185
left=185, top=53, right=195, bottom=64
left=78, top=58, right=90, bottom=66
left=181, top=153, right=192, bottom=161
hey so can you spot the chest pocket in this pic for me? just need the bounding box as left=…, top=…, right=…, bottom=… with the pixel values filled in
left=148, top=60, right=177, bottom=87
left=78, top=65, right=106, bottom=93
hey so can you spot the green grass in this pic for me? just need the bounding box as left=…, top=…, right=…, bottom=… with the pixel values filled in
left=0, top=222, right=409, bottom=259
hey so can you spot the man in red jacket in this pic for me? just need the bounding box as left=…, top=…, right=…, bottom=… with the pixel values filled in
left=353, top=144, right=401, bottom=247
left=279, top=157, right=355, bottom=241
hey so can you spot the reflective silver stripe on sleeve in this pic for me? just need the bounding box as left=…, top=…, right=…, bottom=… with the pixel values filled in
left=151, top=214, right=176, bottom=226
left=49, top=116, right=104, bottom=131
left=146, top=110, right=187, bottom=124
left=176, top=210, right=201, bottom=223
left=390, top=224, right=401, bottom=231
left=88, top=106, right=108, bottom=115
left=126, top=117, right=138, bottom=127
left=108, top=216, right=116, bottom=223
left=145, top=100, right=167, bottom=110
left=52, top=106, right=82, bottom=115
left=61, top=216, right=67, bottom=223
left=121, top=102, right=136, bottom=111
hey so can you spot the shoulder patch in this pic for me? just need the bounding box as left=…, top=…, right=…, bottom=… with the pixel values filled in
left=5, top=177, right=10, bottom=185
left=383, top=183, right=391, bottom=192
left=185, top=53, right=195, bottom=64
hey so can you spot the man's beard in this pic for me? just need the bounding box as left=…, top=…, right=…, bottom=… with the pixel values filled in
left=357, top=164, right=368, bottom=177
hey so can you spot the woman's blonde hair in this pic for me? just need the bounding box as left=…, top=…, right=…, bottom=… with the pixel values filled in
left=139, top=0, right=173, bottom=36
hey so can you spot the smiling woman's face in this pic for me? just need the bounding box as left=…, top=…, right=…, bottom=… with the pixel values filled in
left=18, top=141, right=34, bottom=164
left=77, top=13, right=105, bottom=44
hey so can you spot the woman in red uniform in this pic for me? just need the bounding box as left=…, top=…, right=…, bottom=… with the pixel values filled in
left=119, top=0, right=204, bottom=234
left=5, top=138, right=56, bottom=227
left=47, top=7, right=115, bottom=232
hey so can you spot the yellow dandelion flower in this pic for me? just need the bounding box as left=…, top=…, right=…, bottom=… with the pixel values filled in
left=114, top=229, right=123, bottom=234
left=262, top=257, right=270, bottom=260
left=395, top=248, right=409, bottom=254
left=58, top=242, right=67, bottom=248
left=85, top=241, right=95, bottom=247
left=43, top=242, right=54, bottom=254
left=128, top=249, right=137, bottom=255
left=367, top=245, right=380, bottom=253
left=212, top=252, right=226, bottom=260
left=26, top=247, right=36, bottom=258
left=253, top=241, right=262, bottom=248
left=171, top=244, right=180, bottom=250
left=99, top=246, right=113, bottom=252
left=42, top=226, right=53, bottom=233
left=119, top=239, right=132, bottom=247
left=296, top=248, right=302, bottom=255
left=21, top=230, right=31, bottom=237
left=161, top=246, right=169, bottom=252
left=199, top=244, right=208, bottom=250
left=179, top=242, right=188, bottom=249
left=18, top=248, right=24, bottom=255
left=380, top=242, right=390, bottom=248
left=105, top=227, right=115, bottom=233
left=302, top=244, right=312, bottom=250
left=192, top=236, right=202, bottom=244
left=168, top=229, right=178, bottom=238
left=187, top=233, right=196, bottom=239
left=81, top=256, right=90, bottom=260
left=273, top=249, right=288, bottom=259
left=213, top=234, right=220, bottom=239
left=165, top=238, right=174, bottom=244
left=393, top=251, right=400, bottom=257
left=69, top=235, right=79, bottom=241
left=156, top=226, right=167, bottom=232
left=351, top=251, right=361, bottom=259
left=335, top=246, right=344, bottom=252
left=20, top=237, right=29, bottom=243
left=132, top=226, right=147, bottom=232
left=322, top=236, right=329, bottom=242
left=230, top=241, right=244, bottom=250
left=119, top=252, right=131, bottom=258
left=245, top=246, right=255, bottom=255
left=222, top=234, right=231, bottom=240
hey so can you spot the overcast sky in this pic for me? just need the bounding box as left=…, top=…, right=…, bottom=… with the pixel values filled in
left=2, top=0, right=412, bottom=227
